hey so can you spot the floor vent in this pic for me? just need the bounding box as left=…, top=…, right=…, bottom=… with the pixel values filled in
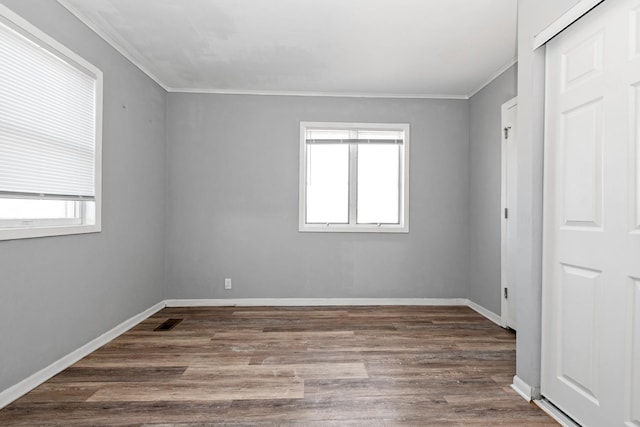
left=154, top=318, right=182, bottom=331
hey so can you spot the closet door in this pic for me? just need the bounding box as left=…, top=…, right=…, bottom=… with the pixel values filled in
left=542, top=0, right=640, bottom=425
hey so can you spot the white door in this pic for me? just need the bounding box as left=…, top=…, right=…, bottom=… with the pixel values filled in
left=542, top=0, right=640, bottom=425
left=501, top=98, right=518, bottom=330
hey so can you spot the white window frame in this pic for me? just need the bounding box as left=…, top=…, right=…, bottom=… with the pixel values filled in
left=299, top=121, right=410, bottom=233
left=0, top=5, right=102, bottom=241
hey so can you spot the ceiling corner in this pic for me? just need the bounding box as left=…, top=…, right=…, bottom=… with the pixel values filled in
left=57, top=0, right=170, bottom=92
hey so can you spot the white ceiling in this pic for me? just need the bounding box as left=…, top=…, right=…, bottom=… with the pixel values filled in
left=58, top=0, right=517, bottom=98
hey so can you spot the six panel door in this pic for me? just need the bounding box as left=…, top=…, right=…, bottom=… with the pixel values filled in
left=542, top=0, right=640, bottom=425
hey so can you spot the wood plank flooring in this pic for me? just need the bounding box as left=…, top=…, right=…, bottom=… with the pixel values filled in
left=0, top=306, right=557, bottom=426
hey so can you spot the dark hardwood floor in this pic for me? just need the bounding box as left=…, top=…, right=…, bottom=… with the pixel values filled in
left=0, top=306, right=557, bottom=426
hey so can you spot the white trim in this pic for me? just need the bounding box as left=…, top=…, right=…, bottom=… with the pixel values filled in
left=512, top=375, right=535, bottom=401
left=468, top=58, right=518, bottom=98
left=466, top=300, right=502, bottom=326
left=165, top=298, right=504, bottom=327
left=166, top=87, right=469, bottom=100
left=0, top=301, right=165, bottom=410
left=0, top=297, right=504, bottom=409
left=297, top=224, right=409, bottom=233
left=164, top=298, right=470, bottom=307
left=0, top=223, right=102, bottom=241
left=534, top=399, right=582, bottom=427
left=533, top=0, right=605, bottom=49
left=56, top=0, right=168, bottom=91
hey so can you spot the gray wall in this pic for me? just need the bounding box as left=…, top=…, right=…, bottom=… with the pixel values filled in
left=515, top=0, right=581, bottom=394
left=0, top=0, right=167, bottom=392
left=166, top=94, right=470, bottom=299
left=0, top=0, right=520, bottom=397
left=468, top=64, right=517, bottom=315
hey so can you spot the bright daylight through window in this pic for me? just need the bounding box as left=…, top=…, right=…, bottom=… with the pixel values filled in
left=299, top=122, right=409, bottom=233
left=0, top=6, right=102, bottom=240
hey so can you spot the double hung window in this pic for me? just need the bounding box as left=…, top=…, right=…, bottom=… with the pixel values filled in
left=299, top=122, right=409, bottom=233
left=0, top=6, right=102, bottom=240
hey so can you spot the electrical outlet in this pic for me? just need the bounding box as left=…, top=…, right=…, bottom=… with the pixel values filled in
left=224, top=278, right=232, bottom=290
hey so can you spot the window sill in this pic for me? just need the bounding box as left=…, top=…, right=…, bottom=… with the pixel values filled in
left=0, top=223, right=101, bottom=241
left=299, top=224, right=409, bottom=233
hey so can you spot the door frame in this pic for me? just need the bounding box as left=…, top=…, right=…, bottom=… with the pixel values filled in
left=501, top=96, right=518, bottom=329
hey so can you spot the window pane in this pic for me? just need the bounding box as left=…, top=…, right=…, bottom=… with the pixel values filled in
left=0, top=198, right=77, bottom=219
left=357, top=144, right=400, bottom=224
left=306, top=144, right=349, bottom=223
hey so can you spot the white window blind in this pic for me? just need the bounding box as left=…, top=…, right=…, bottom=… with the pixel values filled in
left=0, top=19, right=97, bottom=200
left=305, top=129, right=404, bottom=144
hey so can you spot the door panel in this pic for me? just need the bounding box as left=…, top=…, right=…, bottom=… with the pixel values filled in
left=562, top=31, right=603, bottom=92
left=558, top=264, right=601, bottom=405
left=562, top=99, right=603, bottom=228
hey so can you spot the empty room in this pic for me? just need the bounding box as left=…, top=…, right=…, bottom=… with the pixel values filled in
left=0, top=0, right=637, bottom=426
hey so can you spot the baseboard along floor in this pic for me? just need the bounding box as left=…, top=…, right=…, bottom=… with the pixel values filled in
left=0, top=304, right=557, bottom=425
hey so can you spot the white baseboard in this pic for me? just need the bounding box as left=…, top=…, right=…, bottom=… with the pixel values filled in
left=511, top=374, right=535, bottom=402
left=167, top=299, right=502, bottom=326
left=0, top=301, right=165, bottom=410
left=466, top=300, right=502, bottom=326
left=1, top=297, right=504, bottom=409
left=164, top=297, right=470, bottom=307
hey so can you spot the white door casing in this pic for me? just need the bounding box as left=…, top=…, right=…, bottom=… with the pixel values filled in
left=501, top=97, right=518, bottom=330
left=542, top=0, right=640, bottom=426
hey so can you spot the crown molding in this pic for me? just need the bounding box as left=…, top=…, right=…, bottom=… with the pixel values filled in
left=467, top=57, right=518, bottom=98
left=56, top=0, right=469, bottom=100
left=57, top=0, right=169, bottom=91
left=166, top=87, right=469, bottom=100
left=58, top=0, right=515, bottom=101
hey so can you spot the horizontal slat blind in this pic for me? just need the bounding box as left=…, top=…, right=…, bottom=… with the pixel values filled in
left=0, top=20, right=96, bottom=199
left=305, top=129, right=404, bottom=144
left=306, top=138, right=403, bottom=144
